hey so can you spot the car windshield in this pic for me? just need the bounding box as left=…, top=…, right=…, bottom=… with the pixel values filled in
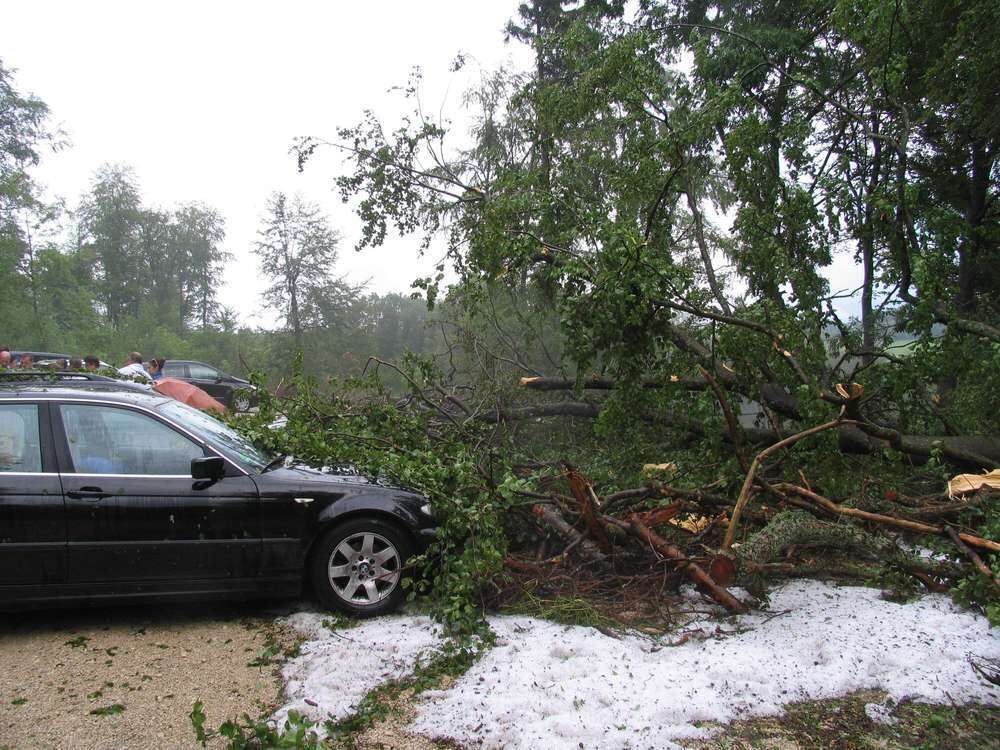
left=157, top=400, right=272, bottom=472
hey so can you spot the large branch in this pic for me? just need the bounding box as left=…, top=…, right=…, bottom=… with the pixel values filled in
left=487, top=401, right=603, bottom=421
left=840, top=423, right=1000, bottom=470
left=485, top=401, right=704, bottom=436
left=603, top=515, right=748, bottom=614
left=487, top=400, right=783, bottom=444
left=932, top=303, right=1000, bottom=344
left=531, top=504, right=610, bottom=566
left=510, top=379, right=998, bottom=469
left=522, top=374, right=706, bottom=392
left=775, top=484, right=1000, bottom=555
left=684, top=188, right=733, bottom=315
left=654, top=298, right=811, bottom=384
left=520, top=375, right=800, bottom=418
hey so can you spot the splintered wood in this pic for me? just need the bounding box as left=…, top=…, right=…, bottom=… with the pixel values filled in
left=948, top=469, right=1000, bottom=498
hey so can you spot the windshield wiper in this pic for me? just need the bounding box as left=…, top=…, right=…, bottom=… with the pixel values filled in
left=262, top=453, right=287, bottom=473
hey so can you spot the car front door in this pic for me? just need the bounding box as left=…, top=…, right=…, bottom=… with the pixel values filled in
left=53, top=402, right=260, bottom=587
left=0, top=401, right=65, bottom=591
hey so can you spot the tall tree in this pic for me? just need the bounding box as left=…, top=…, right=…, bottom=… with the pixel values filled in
left=78, top=164, right=144, bottom=328
left=321, top=0, right=1000, bottom=466
left=0, top=58, right=58, bottom=342
left=173, top=203, right=228, bottom=330
left=136, top=207, right=176, bottom=325
left=0, top=58, right=54, bottom=219
left=253, top=193, right=343, bottom=349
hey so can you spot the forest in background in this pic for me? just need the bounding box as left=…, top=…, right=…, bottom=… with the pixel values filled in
left=0, top=96, right=446, bottom=380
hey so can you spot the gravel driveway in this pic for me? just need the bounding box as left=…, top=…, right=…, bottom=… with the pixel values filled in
left=0, top=602, right=299, bottom=749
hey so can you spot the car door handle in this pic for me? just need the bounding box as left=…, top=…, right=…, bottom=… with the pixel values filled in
left=67, top=486, right=110, bottom=501
left=293, top=497, right=314, bottom=505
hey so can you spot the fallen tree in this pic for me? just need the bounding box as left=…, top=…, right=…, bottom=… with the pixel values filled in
left=518, top=378, right=1000, bottom=469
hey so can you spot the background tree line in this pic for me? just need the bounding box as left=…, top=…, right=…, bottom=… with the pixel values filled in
left=0, top=59, right=455, bottom=382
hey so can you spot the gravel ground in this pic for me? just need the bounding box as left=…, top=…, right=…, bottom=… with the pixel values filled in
left=0, top=602, right=299, bottom=749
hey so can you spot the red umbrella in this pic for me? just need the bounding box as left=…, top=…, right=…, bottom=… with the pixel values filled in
left=153, top=377, right=227, bottom=415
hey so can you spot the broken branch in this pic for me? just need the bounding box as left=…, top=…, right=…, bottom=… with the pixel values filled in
left=604, top=515, right=748, bottom=613
left=565, top=467, right=614, bottom=555
left=774, top=484, right=1000, bottom=554
left=944, top=526, right=1000, bottom=591
left=532, top=504, right=610, bottom=566
left=723, top=406, right=850, bottom=551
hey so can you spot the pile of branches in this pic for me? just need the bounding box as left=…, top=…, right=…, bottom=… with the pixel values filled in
left=505, top=396, right=1000, bottom=617
left=258, top=362, right=998, bottom=625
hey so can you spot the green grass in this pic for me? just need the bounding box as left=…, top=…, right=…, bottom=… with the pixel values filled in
left=89, top=704, right=126, bottom=717
left=684, top=690, right=1000, bottom=749
left=325, top=644, right=483, bottom=747
left=502, top=592, right=621, bottom=631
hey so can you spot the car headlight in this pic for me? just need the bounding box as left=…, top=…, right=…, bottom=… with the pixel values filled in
left=420, top=503, right=434, bottom=517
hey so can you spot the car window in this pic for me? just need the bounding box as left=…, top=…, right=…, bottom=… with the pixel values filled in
left=0, top=404, right=43, bottom=473
left=187, top=363, right=218, bottom=380
left=157, top=400, right=271, bottom=472
left=59, top=404, right=203, bottom=475
left=162, top=362, right=187, bottom=378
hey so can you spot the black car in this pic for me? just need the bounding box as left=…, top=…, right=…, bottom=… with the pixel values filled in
left=0, top=386, right=435, bottom=616
left=160, top=360, right=257, bottom=410
left=10, top=350, right=72, bottom=366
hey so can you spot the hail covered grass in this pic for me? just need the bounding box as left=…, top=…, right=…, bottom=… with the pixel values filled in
left=278, top=582, right=1000, bottom=748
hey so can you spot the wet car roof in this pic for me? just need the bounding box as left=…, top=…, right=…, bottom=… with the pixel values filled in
left=0, top=385, right=172, bottom=408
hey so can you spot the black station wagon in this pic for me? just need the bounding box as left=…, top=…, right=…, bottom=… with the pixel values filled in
left=0, top=386, right=435, bottom=616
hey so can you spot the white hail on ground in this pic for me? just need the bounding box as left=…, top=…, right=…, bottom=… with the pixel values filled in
left=277, top=581, right=1000, bottom=749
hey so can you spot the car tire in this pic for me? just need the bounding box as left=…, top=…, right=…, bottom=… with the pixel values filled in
left=310, top=518, right=411, bottom=617
left=230, top=393, right=251, bottom=412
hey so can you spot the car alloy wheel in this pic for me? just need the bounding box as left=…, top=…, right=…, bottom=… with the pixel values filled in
left=310, top=518, right=411, bottom=617
left=327, top=531, right=401, bottom=605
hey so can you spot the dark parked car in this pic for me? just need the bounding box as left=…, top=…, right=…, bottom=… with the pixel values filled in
left=9, top=351, right=114, bottom=369
left=0, top=386, right=435, bottom=616
left=161, top=360, right=257, bottom=410
left=10, top=350, right=72, bottom=366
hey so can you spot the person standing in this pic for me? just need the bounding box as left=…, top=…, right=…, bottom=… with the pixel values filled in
left=147, top=357, right=166, bottom=381
left=117, top=352, right=151, bottom=381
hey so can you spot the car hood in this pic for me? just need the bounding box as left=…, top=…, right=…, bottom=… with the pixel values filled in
left=259, top=460, right=420, bottom=494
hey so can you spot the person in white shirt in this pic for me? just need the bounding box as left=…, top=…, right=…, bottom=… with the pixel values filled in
left=118, top=352, right=152, bottom=382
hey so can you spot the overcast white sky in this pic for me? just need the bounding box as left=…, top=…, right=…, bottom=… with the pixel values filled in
left=1, top=0, right=528, bottom=326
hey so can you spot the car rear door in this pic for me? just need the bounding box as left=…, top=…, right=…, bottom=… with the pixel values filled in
left=186, top=363, right=230, bottom=403
left=0, top=401, right=65, bottom=589
left=52, top=401, right=260, bottom=587
left=161, top=362, right=189, bottom=379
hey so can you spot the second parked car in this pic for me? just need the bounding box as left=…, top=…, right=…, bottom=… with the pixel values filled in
left=161, top=360, right=257, bottom=410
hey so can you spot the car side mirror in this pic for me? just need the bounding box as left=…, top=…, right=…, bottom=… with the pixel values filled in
left=191, top=456, right=225, bottom=480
